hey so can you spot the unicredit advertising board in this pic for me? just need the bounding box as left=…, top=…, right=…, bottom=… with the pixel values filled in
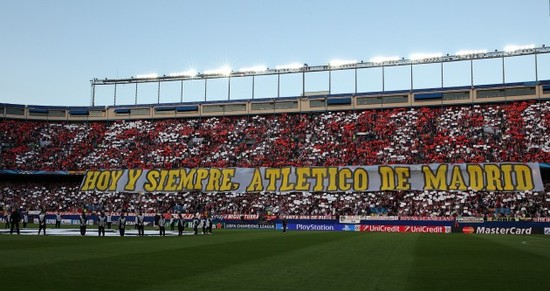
left=359, top=225, right=451, bottom=233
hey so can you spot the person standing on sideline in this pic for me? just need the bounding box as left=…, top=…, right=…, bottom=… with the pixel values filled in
left=55, top=211, right=62, bottom=228
left=10, top=207, right=21, bottom=235
left=158, top=214, right=166, bottom=236
left=118, top=212, right=126, bottom=237
left=137, top=211, right=145, bottom=237
left=79, top=211, right=87, bottom=236
left=107, top=212, right=112, bottom=229
left=170, top=215, right=175, bottom=231
left=5, top=211, right=11, bottom=229
left=177, top=213, right=185, bottom=236
left=201, top=215, right=207, bottom=235
left=207, top=216, right=213, bottom=234
left=23, top=212, right=29, bottom=228
left=97, top=211, right=107, bottom=237
left=154, top=212, right=160, bottom=228
left=192, top=215, right=199, bottom=235
left=282, top=218, right=287, bottom=233
left=38, top=209, right=47, bottom=235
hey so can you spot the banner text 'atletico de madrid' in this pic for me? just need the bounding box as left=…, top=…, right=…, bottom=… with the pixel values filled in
left=79, top=163, right=544, bottom=193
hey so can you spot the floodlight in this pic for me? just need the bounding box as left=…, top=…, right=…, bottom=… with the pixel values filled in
left=136, top=73, right=158, bottom=79
left=238, top=65, right=268, bottom=73
left=204, top=66, right=232, bottom=76
left=329, top=59, right=358, bottom=67
left=369, top=56, right=400, bottom=63
left=168, top=69, right=198, bottom=77
left=455, top=49, right=488, bottom=56
left=504, top=44, right=536, bottom=52
left=409, top=53, right=443, bottom=61
left=276, top=63, right=304, bottom=70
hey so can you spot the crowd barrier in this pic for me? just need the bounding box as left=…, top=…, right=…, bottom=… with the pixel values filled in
left=2, top=215, right=550, bottom=235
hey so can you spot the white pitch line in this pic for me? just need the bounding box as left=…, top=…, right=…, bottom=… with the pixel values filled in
left=521, top=238, right=550, bottom=248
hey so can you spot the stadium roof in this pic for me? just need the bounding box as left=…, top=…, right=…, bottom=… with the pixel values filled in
left=92, top=45, right=550, bottom=85
left=89, top=45, right=550, bottom=106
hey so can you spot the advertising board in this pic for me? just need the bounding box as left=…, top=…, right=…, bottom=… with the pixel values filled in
left=359, top=225, right=451, bottom=233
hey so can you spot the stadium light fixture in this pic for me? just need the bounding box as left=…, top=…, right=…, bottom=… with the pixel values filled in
left=168, top=69, right=198, bottom=77
left=455, top=49, right=488, bottom=56
left=238, top=65, right=268, bottom=73
left=136, top=73, right=158, bottom=79
left=369, top=56, right=400, bottom=63
left=504, top=44, right=536, bottom=52
left=409, top=53, right=443, bottom=61
left=329, top=59, right=358, bottom=67
left=93, top=45, right=550, bottom=90
left=276, top=63, right=304, bottom=70
left=204, top=66, right=232, bottom=76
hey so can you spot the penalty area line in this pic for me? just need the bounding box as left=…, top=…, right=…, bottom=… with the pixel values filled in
left=521, top=238, right=550, bottom=248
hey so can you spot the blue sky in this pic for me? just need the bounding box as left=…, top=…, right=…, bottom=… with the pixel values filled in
left=1, top=0, right=549, bottom=106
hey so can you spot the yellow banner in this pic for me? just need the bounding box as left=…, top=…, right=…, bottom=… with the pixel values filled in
left=79, top=163, right=544, bottom=193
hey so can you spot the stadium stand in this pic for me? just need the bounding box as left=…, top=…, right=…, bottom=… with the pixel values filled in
left=0, top=182, right=549, bottom=219
left=0, top=99, right=548, bottom=219
left=1, top=100, right=548, bottom=171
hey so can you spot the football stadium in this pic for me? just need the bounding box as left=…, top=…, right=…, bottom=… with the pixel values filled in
left=1, top=2, right=550, bottom=291
left=2, top=50, right=550, bottom=290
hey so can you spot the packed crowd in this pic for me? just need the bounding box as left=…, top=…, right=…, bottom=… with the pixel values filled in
left=1, top=181, right=549, bottom=220
left=1, top=100, right=549, bottom=219
left=0, top=100, right=548, bottom=171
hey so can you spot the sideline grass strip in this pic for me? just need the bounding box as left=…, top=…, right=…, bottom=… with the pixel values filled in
left=1, top=231, right=549, bottom=291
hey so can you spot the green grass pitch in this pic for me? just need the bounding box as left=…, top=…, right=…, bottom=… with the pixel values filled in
left=1, top=230, right=550, bottom=291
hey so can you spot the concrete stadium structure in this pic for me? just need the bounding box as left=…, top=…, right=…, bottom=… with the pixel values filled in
left=2, top=80, right=550, bottom=121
